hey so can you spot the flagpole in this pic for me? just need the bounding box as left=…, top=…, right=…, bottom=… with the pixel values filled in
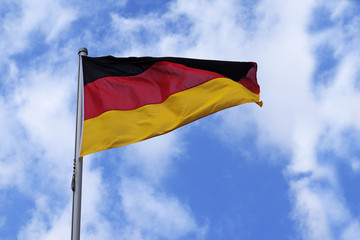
left=71, top=47, right=88, bottom=240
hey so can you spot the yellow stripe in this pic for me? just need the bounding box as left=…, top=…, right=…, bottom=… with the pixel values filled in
left=81, top=77, right=260, bottom=156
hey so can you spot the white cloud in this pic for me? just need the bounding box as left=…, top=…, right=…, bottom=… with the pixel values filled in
left=134, top=0, right=360, bottom=239
left=121, top=131, right=185, bottom=183
left=16, top=159, right=116, bottom=240
left=18, top=0, right=76, bottom=42
left=0, top=0, right=76, bottom=57
left=83, top=0, right=360, bottom=239
left=17, top=195, right=68, bottom=240
left=290, top=177, right=360, bottom=240
left=0, top=97, right=24, bottom=188
left=250, top=1, right=360, bottom=239
left=350, top=159, right=360, bottom=173
left=119, top=178, right=207, bottom=240
left=1, top=0, right=359, bottom=239
left=341, top=221, right=360, bottom=240
left=0, top=2, right=80, bottom=239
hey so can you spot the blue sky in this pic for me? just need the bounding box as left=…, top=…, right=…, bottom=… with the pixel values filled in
left=0, top=0, right=360, bottom=239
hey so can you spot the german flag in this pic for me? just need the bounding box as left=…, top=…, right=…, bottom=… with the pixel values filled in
left=80, top=56, right=262, bottom=156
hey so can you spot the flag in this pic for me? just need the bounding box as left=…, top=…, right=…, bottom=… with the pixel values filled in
left=80, top=56, right=262, bottom=156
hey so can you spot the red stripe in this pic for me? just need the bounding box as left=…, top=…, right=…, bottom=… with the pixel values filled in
left=84, top=61, right=255, bottom=120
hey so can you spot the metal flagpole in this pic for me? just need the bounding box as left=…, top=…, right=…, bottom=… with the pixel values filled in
left=71, top=47, right=88, bottom=240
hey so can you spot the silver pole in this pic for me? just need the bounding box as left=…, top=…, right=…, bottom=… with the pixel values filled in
left=71, top=47, right=88, bottom=240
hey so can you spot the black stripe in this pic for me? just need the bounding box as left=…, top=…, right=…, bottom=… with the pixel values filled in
left=82, top=56, right=254, bottom=86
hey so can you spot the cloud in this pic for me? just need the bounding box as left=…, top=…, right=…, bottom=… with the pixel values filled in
left=17, top=194, right=71, bottom=240
left=119, top=177, right=207, bottom=240
left=341, top=221, right=360, bottom=240
left=0, top=1, right=80, bottom=239
left=0, top=0, right=76, bottom=57
left=258, top=1, right=360, bottom=239
left=128, top=0, right=360, bottom=239
left=16, top=159, right=116, bottom=240
left=1, top=0, right=360, bottom=239
left=121, top=131, right=186, bottom=184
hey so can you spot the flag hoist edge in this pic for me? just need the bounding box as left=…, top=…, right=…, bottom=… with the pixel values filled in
left=80, top=56, right=262, bottom=156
